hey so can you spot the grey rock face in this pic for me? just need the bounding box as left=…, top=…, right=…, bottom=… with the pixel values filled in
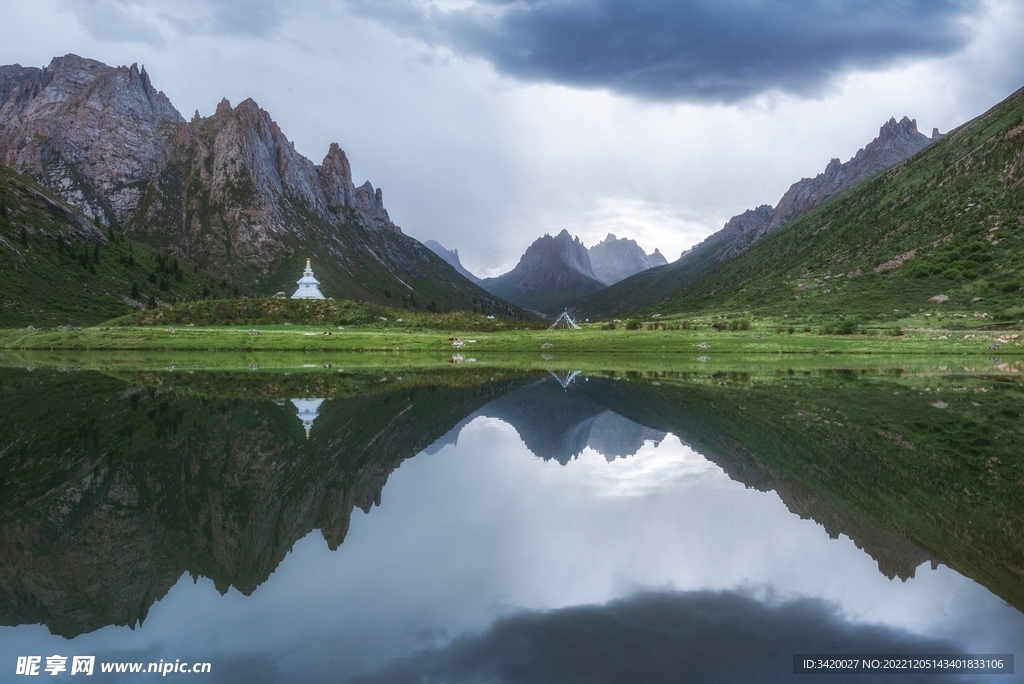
left=0, top=55, right=396, bottom=248
left=425, top=240, right=481, bottom=283
left=319, top=142, right=355, bottom=210
left=588, top=232, right=668, bottom=285
left=0, top=54, right=183, bottom=225
left=125, top=95, right=396, bottom=273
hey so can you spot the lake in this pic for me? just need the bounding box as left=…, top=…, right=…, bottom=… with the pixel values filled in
left=1, top=356, right=1021, bottom=682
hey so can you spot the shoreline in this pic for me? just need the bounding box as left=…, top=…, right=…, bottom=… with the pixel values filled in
left=1, top=324, right=1021, bottom=356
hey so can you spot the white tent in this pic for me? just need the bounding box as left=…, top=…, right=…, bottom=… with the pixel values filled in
left=548, top=309, right=580, bottom=330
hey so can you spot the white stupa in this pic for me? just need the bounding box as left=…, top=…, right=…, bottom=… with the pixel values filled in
left=291, top=258, right=325, bottom=299
left=291, top=398, right=325, bottom=439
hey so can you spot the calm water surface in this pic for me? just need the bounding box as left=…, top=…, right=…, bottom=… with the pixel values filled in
left=1, top=361, right=1022, bottom=682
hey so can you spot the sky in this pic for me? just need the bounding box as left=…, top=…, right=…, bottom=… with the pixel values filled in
left=1, top=0, right=1023, bottom=276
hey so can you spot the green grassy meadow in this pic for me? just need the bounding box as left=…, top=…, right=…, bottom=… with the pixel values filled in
left=2, top=302, right=1021, bottom=356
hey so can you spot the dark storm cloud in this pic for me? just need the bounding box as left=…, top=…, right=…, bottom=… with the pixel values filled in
left=350, top=591, right=979, bottom=684
left=359, top=0, right=979, bottom=102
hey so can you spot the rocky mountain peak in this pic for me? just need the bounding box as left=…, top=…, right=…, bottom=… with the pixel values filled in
left=878, top=115, right=918, bottom=140
left=0, top=54, right=184, bottom=224
left=479, top=229, right=604, bottom=315
left=588, top=232, right=668, bottom=285
left=319, top=142, right=355, bottom=209
left=215, top=97, right=232, bottom=115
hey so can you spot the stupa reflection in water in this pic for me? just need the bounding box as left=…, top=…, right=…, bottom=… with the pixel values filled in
left=291, top=398, right=325, bottom=439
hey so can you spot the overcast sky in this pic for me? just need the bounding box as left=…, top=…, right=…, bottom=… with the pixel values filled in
left=2, top=0, right=1023, bottom=276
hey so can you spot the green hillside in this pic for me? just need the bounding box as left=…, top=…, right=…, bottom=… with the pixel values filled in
left=0, top=166, right=242, bottom=327
left=580, top=86, right=1024, bottom=322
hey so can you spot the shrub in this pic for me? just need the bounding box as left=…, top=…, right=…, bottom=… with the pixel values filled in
left=823, top=318, right=859, bottom=335
left=787, top=327, right=795, bottom=334
left=887, top=326, right=904, bottom=336
left=601, top=321, right=616, bottom=330
left=625, top=319, right=642, bottom=330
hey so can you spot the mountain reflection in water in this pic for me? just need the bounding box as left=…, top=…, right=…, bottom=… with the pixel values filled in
left=0, top=362, right=1021, bottom=682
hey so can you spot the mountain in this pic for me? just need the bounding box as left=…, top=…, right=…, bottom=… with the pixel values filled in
left=587, top=233, right=667, bottom=285
left=479, top=229, right=606, bottom=316
left=424, top=239, right=480, bottom=283
left=471, top=375, right=667, bottom=464
left=0, top=165, right=231, bottom=326
left=0, top=55, right=519, bottom=317
left=620, top=84, right=1024, bottom=319
left=577, top=116, right=940, bottom=318
left=0, top=366, right=528, bottom=637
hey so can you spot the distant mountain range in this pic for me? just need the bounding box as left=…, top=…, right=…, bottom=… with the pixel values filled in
left=577, top=116, right=942, bottom=318
left=478, top=230, right=606, bottom=316
left=0, top=54, right=520, bottom=319
left=588, top=233, right=667, bottom=285
left=430, top=231, right=667, bottom=317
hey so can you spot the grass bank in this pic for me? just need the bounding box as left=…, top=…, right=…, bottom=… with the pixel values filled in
left=1, top=320, right=1022, bottom=356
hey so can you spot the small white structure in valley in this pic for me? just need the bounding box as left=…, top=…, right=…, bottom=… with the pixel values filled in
left=548, top=309, right=580, bottom=330
left=291, top=398, right=325, bottom=439
left=291, top=258, right=325, bottom=299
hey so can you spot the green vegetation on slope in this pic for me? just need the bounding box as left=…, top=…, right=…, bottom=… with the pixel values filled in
left=0, top=166, right=242, bottom=327
left=484, top=276, right=606, bottom=318
left=580, top=85, right=1024, bottom=321
left=115, top=297, right=539, bottom=330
